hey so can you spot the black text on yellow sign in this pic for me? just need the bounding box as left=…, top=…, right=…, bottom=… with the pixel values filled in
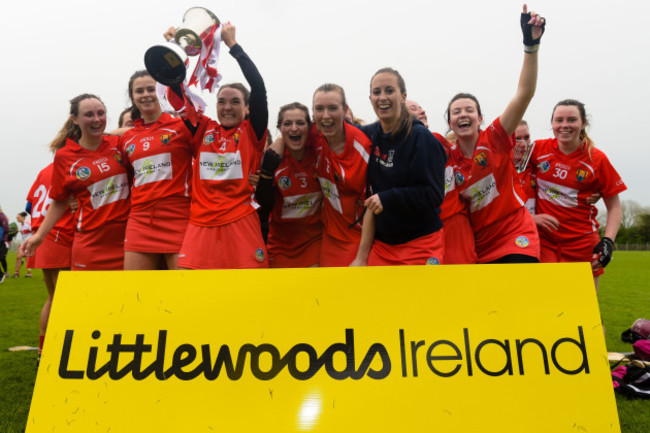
left=58, top=326, right=590, bottom=381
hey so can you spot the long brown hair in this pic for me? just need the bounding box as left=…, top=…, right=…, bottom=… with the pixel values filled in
left=370, top=67, right=412, bottom=139
left=49, top=94, right=105, bottom=153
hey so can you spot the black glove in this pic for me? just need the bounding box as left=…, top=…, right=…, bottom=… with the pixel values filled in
left=593, top=237, right=614, bottom=267
left=521, top=12, right=546, bottom=50
left=260, top=148, right=282, bottom=178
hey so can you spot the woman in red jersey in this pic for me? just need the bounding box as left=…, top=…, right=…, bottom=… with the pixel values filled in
left=120, top=70, right=197, bottom=270
left=24, top=162, right=75, bottom=360
left=177, top=24, right=269, bottom=269
left=21, top=94, right=130, bottom=270
left=445, top=5, right=545, bottom=264
left=312, top=84, right=372, bottom=267
left=529, top=99, right=625, bottom=290
left=260, top=103, right=323, bottom=268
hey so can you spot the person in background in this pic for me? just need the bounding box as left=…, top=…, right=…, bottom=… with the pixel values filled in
left=12, top=212, right=32, bottom=277
left=118, top=107, right=134, bottom=128
left=24, top=162, right=76, bottom=363
left=406, top=100, right=429, bottom=129
left=0, top=206, right=9, bottom=282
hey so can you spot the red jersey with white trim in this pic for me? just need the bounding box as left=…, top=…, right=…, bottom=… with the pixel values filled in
left=315, top=122, right=371, bottom=243
left=435, top=133, right=467, bottom=221
left=26, top=163, right=75, bottom=242
left=50, top=136, right=130, bottom=232
left=268, top=145, right=323, bottom=254
left=531, top=138, right=627, bottom=242
left=190, top=118, right=266, bottom=226
left=120, top=113, right=195, bottom=211
left=449, top=117, right=527, bottom=231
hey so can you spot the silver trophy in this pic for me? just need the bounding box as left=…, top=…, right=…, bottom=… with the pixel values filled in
left=514, top=140, right=535, bottom=173
left=144, top=7, right=220, bottom=87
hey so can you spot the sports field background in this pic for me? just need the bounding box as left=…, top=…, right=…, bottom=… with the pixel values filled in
left=0, top=251, right=648, bottom=432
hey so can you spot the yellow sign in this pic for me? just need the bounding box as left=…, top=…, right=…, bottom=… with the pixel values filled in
left=27, top=264, right=620, bottom=432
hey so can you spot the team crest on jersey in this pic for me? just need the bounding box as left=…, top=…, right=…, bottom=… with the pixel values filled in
left=426, top=257, right=440, bottom=265
left=279, top=176, right=291, bottom=190
left=255, top=248, right=265, bottom=262
left=234, top=132, right=240, bottom=144
left=576, top=169, right=589, bottom=182
left=515, top=236, right=530, bottom=248
left=160, top=134, right=171, bottom=144
left=538, top=161, right=551, bottom=173
left=76, top=166, right=91, bottom=181
left=125, top=143, right=136, bottom=156
left=113, top=153, right=124, bottom=165
left=474, top=152, right=488, bottom=167
left=203, top=134, right=215, bottom=145
left=454, top=171, right=465, bottom=186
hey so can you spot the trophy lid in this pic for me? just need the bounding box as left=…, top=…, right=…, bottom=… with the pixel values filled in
left=144, top=43, right=187, bottom=87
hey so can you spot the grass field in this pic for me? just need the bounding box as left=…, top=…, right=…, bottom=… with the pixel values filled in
left=0, top=251, right=648, bottom=432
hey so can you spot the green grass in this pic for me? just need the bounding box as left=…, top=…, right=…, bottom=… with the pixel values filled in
left=0, top=251, right=648, bottom=432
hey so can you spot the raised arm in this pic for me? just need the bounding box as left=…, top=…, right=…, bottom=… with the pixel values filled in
left=500, top=5, right=546, bottom=135
left=222, top=24, right=268, bottom=142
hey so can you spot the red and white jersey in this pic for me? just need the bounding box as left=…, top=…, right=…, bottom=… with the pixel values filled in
left=435, top=133, right=468, bottom=221
left=50, top=136, right=130, bottom=232
left=268, top=145, right=323, bottom=254
left=18, top=221, right=32, bottom=241
left=120, top=113, right=195, bottom=211
left=449, top=117, right=526, bottom=231
left=190, top=118, right=266, bottom=227
left=26, top=163, right=75, bottom=243
left=531, top=138, right=627, bottom=242
left=315, top=122, right=371, bottom=243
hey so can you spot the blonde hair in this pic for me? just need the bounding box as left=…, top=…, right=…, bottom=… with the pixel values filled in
left=49, top=94, right=105, bottom=153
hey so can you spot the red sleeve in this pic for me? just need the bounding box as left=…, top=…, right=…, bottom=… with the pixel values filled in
left=596, top=151, right=627, bottom=199
left=485, top=117, right=515, bottom=154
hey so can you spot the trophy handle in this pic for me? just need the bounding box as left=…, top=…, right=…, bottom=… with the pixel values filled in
left=514, top=140, right=535, bottom=174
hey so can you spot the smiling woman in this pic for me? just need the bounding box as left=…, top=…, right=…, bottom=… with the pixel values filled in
left=444, top=5, right=546, bottom=264
left=119, top=70, right=197, bottom=270
left=529, top=99, right=627, bottom=291
left=260, top=102, right=323, bottom=268
left=21, top=94, right=130, bottom=271
left=351, top=68, right=447, bottom=266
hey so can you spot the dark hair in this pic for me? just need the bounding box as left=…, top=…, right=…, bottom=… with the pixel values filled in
left=218, top=83, right=251, bottom=105
left=552, top=99, right=594, bottom=155
left=313, top=83, right=348, bottom=108
left=370, top=67, right=412, bottom=139
left=118, top=107, right=132, bottom=128
left=49, top=93, right=105, bottom=152
left=276, top=102, right=311, bottom=129
left=18, top=212, right=27, bottom=218
left=445, top=92, right=483, bottom=124
left=127, top=70, right=151, bottom=121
